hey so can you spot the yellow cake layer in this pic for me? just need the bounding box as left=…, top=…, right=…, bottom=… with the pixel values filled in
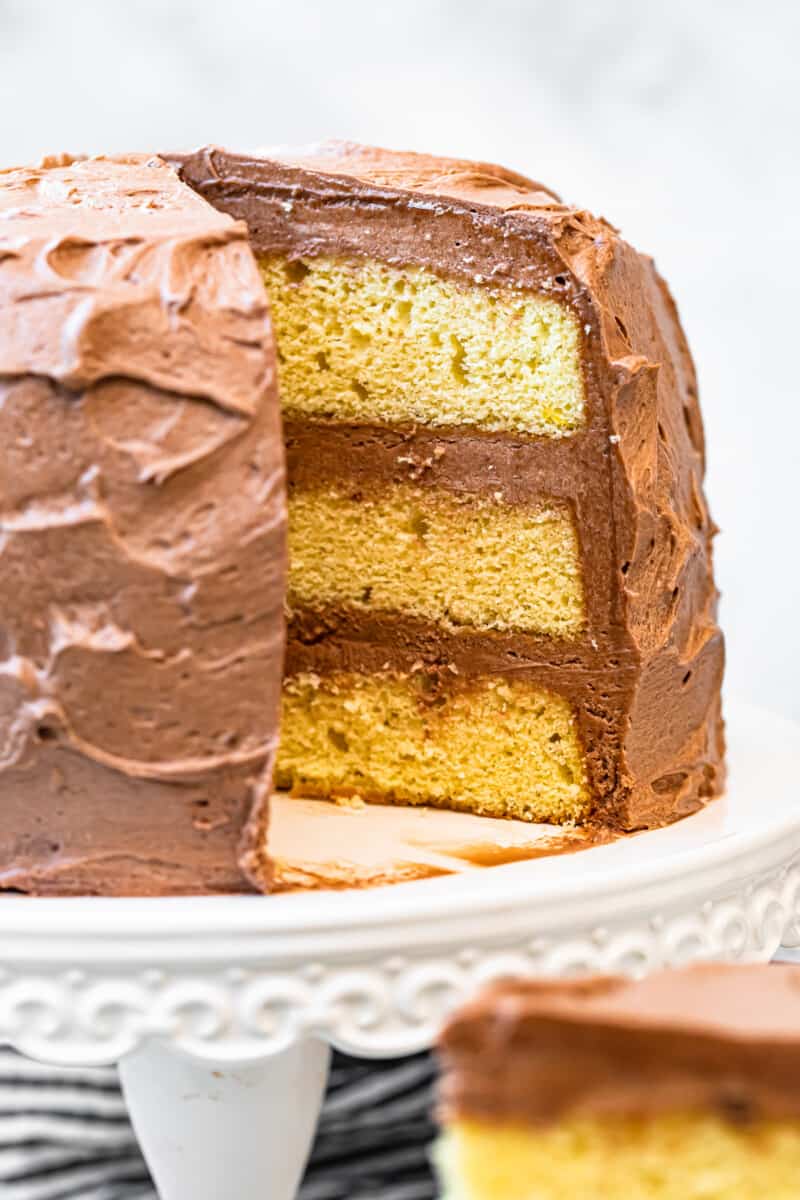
left=288, top=484, right=584, bottom=635
left=439, top=1115, right=800, bottom=1200
left=277, top=672, right=589, bottom=823
left=261, top=257, right=585, bottom=436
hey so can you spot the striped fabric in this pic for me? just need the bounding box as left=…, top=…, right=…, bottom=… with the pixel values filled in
left=0, top=1049, right=438, bottom=1200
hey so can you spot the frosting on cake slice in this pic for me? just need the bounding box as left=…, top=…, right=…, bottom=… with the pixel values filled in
left=436, top=965, right=800, bottom=1200
left=173, top=141, right=725, bottom=832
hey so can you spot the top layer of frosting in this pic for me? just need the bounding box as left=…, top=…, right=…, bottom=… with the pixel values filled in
left=439, top=965, right=800, bottom=1124
left=0, top=154, right=270, bottom=412
left=0, top=154, right=287, bottom=894
left=257, top=139, right=564, bottom=210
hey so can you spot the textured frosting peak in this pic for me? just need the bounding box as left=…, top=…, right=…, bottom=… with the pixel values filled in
left=0, top=154, right=266, bottom=413
left=0, top=152, right=229, bottom=232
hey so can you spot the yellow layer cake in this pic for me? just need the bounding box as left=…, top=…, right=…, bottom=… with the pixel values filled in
left=288, top=483, right=584, bottom=636
left=440, top=1115, right=800, bottom=1200
left=262, top=256, right=585, bottom=435
left=173, top=141, right=726, bottom=835
left=277, top=672, right=589, bottom=823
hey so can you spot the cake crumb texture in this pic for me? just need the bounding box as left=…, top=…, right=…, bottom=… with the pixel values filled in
left=277, top=671, right=589, bottom=822
left=261, top=256, right=584, bottom=435
left=288, top=483, right=584, bottom=635
left=440, top=1115, right=800, bottom=1200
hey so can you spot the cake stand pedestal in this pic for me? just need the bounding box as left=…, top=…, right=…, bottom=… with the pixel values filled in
left=119, top=1039, right=331, bottom=1200
left=2, top=701, right=799, bottom=1200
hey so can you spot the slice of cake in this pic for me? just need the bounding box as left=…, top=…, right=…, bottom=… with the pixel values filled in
left=174, top=142, right=724, bottom=833
left=0, top=154, right=286, bottom=895
left=437, top=966, right=800, bottom=1199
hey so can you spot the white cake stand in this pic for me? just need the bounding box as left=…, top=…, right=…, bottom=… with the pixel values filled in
left=1, top=700, right=799, bottom=1200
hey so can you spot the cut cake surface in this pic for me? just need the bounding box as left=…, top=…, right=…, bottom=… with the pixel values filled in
left=173, top=141, right=725, bottom=833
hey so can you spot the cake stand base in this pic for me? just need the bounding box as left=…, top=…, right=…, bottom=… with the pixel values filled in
left=119, top=1040, right=330, bottom=1200
left=2, top=702, right=799, bottom=1200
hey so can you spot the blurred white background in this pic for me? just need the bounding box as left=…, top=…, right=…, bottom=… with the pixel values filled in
left=1, top=0, right=798, bottom=718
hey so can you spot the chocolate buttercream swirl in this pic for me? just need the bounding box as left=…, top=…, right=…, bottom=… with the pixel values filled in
left=0, top=155, right=287, bottom=895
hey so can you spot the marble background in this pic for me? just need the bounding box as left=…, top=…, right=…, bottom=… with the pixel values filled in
left=1, top=0, right=798, bottom=720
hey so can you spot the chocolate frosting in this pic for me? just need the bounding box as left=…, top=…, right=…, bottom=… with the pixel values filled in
left=438, top=966, right=800, bottom=1124
left=172, top=141, right=725, bottom=831
left=0, top=155, right=287, bottom=895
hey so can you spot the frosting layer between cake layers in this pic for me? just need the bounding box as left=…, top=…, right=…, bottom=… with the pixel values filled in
left=0, top=155, right=287, bottom=895
left=173, top=141, right=725, bottom=832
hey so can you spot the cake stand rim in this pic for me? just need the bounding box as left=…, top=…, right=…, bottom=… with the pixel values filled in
left=1, top=696, right=798, bottom=1064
